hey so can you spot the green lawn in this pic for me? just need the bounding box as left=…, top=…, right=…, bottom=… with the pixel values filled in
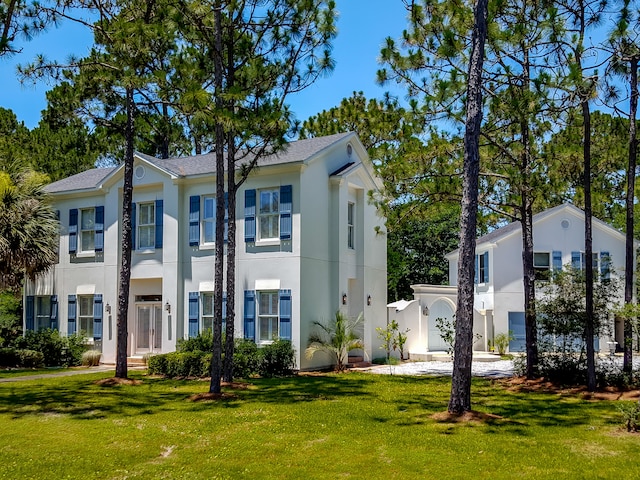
left=1, top=371, right=638, bottom=480
left=0, top=367, right=71, bottom=379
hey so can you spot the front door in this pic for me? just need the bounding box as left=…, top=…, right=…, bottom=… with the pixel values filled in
left=136, top=303, right=162, bottom=354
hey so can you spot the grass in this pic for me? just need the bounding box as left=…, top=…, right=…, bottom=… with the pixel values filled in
left=0, top=367, right=72, bottom=379
left=1, top=371, right=639, bottom=480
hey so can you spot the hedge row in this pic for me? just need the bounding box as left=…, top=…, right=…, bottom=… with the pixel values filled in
left=148, top=338, right=296, bottom=378
left=0, top=348, right=45, bottom=368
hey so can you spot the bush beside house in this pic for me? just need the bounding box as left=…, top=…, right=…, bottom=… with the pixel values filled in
left=148, top=335, right=296, bottom=378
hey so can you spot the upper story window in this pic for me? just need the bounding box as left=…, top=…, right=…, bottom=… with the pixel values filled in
left=534, top=252, right=551, bottom=281
left=244, top=186, right=292, bottom=244
left=69, top=206, right=104, bottom=255
left=80, top=208, right=96, bottom=253
left=347, top=202, right=355, bottom=249
left=202, top=196, right=216, bottom=244
left=474, top=251, right=489, bottom=284
left=138, top=202, right=155, bottom=249
left=259, top=189, right=280, bottom=240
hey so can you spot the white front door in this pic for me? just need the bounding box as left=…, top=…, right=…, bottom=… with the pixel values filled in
left=135, top=303, right=162, bottom=354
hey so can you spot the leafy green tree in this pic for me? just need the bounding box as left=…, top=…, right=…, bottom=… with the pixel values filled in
left=605, top=0, right=640, bottom=375
left=306, top=311, right=364, bottom=372
left=172, top=0, right=336, bottom=392
left=0, top=164, right=58, bottom=291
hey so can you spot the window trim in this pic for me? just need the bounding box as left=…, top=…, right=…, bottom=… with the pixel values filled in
left=79, top=207, right=96, bottom=254
left=201, top=196, right=216, bottom=246
left=257, top=290, right=279, bottom=343
left=137, top=202, right=156, bottom=251
left=257, top=188, right=280, bottom=242
left=533, top=251, right=551, bottom=281
left=77, top=295, right=94, bottom=339
left=347, top=202, right=355, bottom=250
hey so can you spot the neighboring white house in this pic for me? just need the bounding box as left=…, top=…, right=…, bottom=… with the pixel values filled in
left=393, top=203, right=634, bottom=356
left=24, top=132, right=388, bottom=370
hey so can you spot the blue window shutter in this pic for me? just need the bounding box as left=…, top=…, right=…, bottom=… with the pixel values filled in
left=600, top=251, right=610, bottom=280
left=483, top=251, right=489, bottom=283
left=95, top=206, right=104, bottom=252
left=571, top=251, right=580, bottom=270
left=68, top=295, right=77, bottom=335
left=474, top=255, right=479, bottom=284
left=93, top=294, right=103, bottom=340
left=131, top=202, right=136, bottom=251
left=69, top=209, right=78, bottom=253
left=279, top=289, right=292, bottom=341
left=50, top=295, right=58, bottom=330
left=155, top=199, right=163, bottom=249
left=25, top=296, right=35, bottom=331
left=244, top=290, right=255, bottom=340
left=224, top=192, right=229, bottom=243
left=189, top=196, right=200, bottom=246
left=222, top=292, right=227, bottom=331
left=552, top=251, right=562, bottom=272
left=280, top=185, right=292, bottom=240
left=245, top=189, right=256, bottom=243
left=188, top=292, right=199, bottom=338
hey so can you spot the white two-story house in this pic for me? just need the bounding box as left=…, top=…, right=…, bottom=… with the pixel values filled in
left=24, top=132, right=388, bottom=370
left=393, top=203, right=634, bottom=356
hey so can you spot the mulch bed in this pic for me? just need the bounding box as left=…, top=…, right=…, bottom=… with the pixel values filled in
left=497, top=376, right=640, bottom=401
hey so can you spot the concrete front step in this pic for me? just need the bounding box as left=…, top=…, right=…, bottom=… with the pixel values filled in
left=127, top=357, right=147, bottom=366
left=409, top=351, right=503, bottom=363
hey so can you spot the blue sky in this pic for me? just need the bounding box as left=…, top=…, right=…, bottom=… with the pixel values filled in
left=0, top=2, right=410, bottom=130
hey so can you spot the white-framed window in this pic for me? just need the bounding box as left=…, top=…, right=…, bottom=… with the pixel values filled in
left=202, top=196, right=216, bottom=244
left=475, top=252, right=489, bottom=284
left=259, top=189, right=279, bottom=240
left=35, top=296, right=51, bottom=331
left=258, top=291, right=279, bottom=342
left=78, top=295, right=94, bottom=337
left=201, top=292, right=214, bottom=332
left=534, top=252, right=551, bottom=281
left=80, top=208, right=96, bottom=253
left=347, top=202, right=355, bottom=249
left=138, top=202, right=155, bottom=249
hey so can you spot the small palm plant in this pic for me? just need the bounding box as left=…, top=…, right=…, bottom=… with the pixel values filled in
left=305, top=311, right=364, bottom=372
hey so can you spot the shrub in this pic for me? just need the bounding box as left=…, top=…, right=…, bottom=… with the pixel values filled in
left=494, top=332, right=513, bottom=355
left=233, top=339, right=260, bottom=379
left=15, top=329, right=65, bottom=367
left=618, top=400, right=640, bottom=432
left=65, top=333, right=89, bottom=366
left=147, top=353, right=168, bottom=376
left=18, top=349, right=45, bottom=368
left=13, top=330, right=88, bottom=367
left=81, top=350, right=102, bottom=367
left=0, top=348, right=44, bottom=368
left=177, top=329, right=214, bottom=353
left=0, top=290, right=22, bottom=347
left=0, top=347, right=19, bottom=367
left=259, top=339, right=296, bottom=377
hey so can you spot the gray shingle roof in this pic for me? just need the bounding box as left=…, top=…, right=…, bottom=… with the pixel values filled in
left=45, top=132, right=354, bottom=193
left=44, top=167, right=117, bottom=194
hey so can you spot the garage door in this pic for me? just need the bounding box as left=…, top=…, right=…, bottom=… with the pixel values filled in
left=508, top=312, right=526, bottom=352
left=428, top=300, right=454, bottom=351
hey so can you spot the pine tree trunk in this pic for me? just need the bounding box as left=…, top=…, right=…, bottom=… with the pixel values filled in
left=223, top=20, right=237, bottom=384
left=520, top=53, right=538, bottom=379
left=583, top=98, right=596, bottom=392
left=448, top=0, right=489, bottom=415
left=115, top=87, right=135, bottom=379
left=624, top=56, right=638, bottom=375
left=224, top=139, right=236, bottom=383
left=209, top=1, right=224, bottom=394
